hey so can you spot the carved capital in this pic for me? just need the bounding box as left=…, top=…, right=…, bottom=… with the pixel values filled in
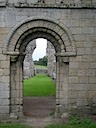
left=10, top=55, right=18, bottom=62
left=0, top=0, right=7, bottom=7
left=56, top=56, right=69, bottom=63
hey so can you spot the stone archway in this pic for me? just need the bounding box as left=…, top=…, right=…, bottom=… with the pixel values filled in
left=3, top=17, right=76, bottom=118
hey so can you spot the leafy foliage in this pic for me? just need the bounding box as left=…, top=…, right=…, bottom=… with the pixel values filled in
left=34, top=56, right=47, bottom=66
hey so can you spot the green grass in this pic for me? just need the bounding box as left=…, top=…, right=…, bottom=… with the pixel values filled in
left=23, top=74, right=56, bottom=96
left=0, top=123, right=31, bottom=128
left=35, top=65, right=47, bottom=69
left=46, top=116, right=96, bottom=128
left=0, top=117, right=96, bottom=128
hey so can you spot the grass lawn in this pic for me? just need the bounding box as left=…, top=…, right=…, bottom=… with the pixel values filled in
left=23, top=74, right=56, bottom=96
left=0, top=123, right=31, bottom=128
left=46, top=117, right=96, bottom=128
left=35, top=65, right=47, bottom=69
left=0, top=117, right=96, bottom=128
left=46, top=123, right=96, bottom=128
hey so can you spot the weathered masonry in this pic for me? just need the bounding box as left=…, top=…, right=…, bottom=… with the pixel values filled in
left=0, top=0, right=96, bottom=120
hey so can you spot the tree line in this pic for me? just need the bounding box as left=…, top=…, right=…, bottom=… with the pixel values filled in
left=34, top=56, right=47, bottom=66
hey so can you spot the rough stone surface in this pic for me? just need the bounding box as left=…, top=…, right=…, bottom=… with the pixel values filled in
left=47, top=41, right=56, bottom=80
left=0, top=0, right=96, bottom=121
left=24, top=40, right=36, bottom=79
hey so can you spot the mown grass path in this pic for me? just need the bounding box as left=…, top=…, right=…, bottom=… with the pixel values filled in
left=23, top=74, right=56, bottom=96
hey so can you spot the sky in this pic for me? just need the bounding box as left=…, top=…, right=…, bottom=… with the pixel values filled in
left=32, top=38, right=47, bottom=61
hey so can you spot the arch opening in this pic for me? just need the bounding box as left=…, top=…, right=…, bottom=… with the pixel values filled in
left=3, top=18, right=76, bottom=119
left=23, top=38, right=56, bottom=118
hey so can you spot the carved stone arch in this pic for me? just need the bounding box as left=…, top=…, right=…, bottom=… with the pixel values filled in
left=3, top=17, right=77, bottom=119
left=3, top=17, right=76, bottom=57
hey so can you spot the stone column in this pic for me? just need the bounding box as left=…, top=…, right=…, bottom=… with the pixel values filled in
left=9, top=53, right=25, bottom=118
left=55, top=55, right=69, bottom=118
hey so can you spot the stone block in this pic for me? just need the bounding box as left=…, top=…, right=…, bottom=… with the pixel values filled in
left=69, top=62, right=79, bottom=69
left=69, top=69, right=77, bottom=76
left=0, top=83, right=9, bottom=90
left=0, top=54, right=7, bottom=61
left=78, top=62, right=89, bottom=69
left=0, top=106, right=9, bottom=114
left=3, top=68, right=10, bottom=76
left=78, top=91, right=88, bottom=98
left=0, top=69, right=3, bottom=76
left=74, top=35, right=87, bottom=42
left=89, top=91, right=96, bottom=98
left=69, top=84, right=76, bottom=91
left=0, top=91, right=9, bottom=98
left=82, top=27, right=94, bottom=34
left=45, top=0, right=55, bottom=4
left=69, top=77, right=78, bottom=84
left=0, top=99, right=9, bottom=105
left=0, top=114, right=9, bottom=119
left=83, top=55, right=94, bottom=62
left=79, top=76, right=89, bottom=84
left=76, top=42, right=84, bottom=48
left=76, top=84, right=90, bottom=91
left=78, top=69, right=87, bottom=76
left=92, top=48, right=96, bottom=54
left=90, top=62, right=96, bottom=69
left=77, top=48, right=85, bottom=55
left=92, top=108, right=96, bottom=115
left=11, top=90, right=17, bottom=98
left=89, top=77, right=96, bottom=84
left=1, top=61, right=10, bottom=68
left=76, top=99, right=88, bottom=107
left=69, top=20, right=79, bottom=27
left=0, top=28, right=10, bottom=34
left=69, top=91, right=78, bottom=99
left=90, top=84, right=96, bottom=91
left=85, top=48, right=92, bottom=55
left=70, top=56, right=82, bottom=62
left=71, top=27, right=81, bottom=34
left=2, top=76, right=10, bottom=83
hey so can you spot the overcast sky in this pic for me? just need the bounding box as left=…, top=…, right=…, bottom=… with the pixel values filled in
left=32, top=38, right=47, bottom=61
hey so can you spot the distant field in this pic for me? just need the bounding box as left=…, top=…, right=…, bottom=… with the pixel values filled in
left=23, top=74, right=56, bottom=96
left=35, top=65, right=47, bottom=69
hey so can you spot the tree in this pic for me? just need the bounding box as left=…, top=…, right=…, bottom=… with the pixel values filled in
left=34, top=56, right=47, bottom=66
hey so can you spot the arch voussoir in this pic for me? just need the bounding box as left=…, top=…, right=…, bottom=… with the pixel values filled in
left=3, top=17, right=76, bottom=56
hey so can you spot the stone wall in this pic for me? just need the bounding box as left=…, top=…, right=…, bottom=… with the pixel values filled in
left=24, top=40, right=36, bottom=79
left=0, top=0, right=96, bottom=119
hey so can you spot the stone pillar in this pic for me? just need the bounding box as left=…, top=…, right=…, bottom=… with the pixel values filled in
left=46, top=41, right=56, bottom=80
left=0, top=54, right=10, bottom=119
left=24, top=40, right=36, bottom=79
left=55, top=56, right=69, bottom=118
left=10, top=54, right=24, bottom=118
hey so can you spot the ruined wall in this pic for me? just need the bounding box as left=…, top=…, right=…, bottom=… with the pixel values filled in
left=24, top=40, right=36, bottom=79
left=47, top=41, right=56, bottom=80
left=0, top=0, right=96, bottom=119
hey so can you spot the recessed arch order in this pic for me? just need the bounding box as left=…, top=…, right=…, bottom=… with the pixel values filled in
left=3, top=17, right=76, bottom=57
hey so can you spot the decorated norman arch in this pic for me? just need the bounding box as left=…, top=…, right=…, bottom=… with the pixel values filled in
left=0, top=0, right=96, bottom=120
left=3, top=17, right=76, bottom=118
